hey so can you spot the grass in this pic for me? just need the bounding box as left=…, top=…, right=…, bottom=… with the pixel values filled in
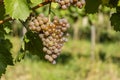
left=1, top=37, right=120, bottom=80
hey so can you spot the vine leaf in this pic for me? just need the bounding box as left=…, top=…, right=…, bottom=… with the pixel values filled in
left=15, top=48, right=25, bottom=62
left=24, top=31, right=45, bottom=60
left=109, top=0, right=119, bottom=7
left=101, top=0, right=109, bottom=5
left=0, top=23, right=13, bottom=78
left=110, top=13, right=120, bottom=31
left=30, top=0, right=42, bottom=3
left=85, top=0, right=101, bottom=13
left=4, top=0, right=31, bottom=21
left=0, top=39, right=13, bottom=78
left=101, top=0, right=119, bottom=7
left=0, top=4, right=5, bottom=19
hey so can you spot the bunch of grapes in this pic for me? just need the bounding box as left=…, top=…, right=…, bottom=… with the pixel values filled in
left=72, top=0, right=86, bottom=8
left=28, top=14, right=70, bottom=64
left=50, top=0, right=86, bottom=9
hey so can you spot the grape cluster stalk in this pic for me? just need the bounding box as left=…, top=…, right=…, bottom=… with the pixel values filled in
left=28, top=14, right=70, bottom=64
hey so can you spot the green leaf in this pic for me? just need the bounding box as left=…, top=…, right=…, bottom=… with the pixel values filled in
left=24, top=31, right=45, bottom=59
left=0, top=39, right=12, bottom=50
left=30, top=0, right=42, bottom=3
left=0, top=22, right=12, bottom=37
left=118, top=0, right=120, bottom=6
left=4, top=27, right=11, bottom=34
left=0, top=25, right=5, bottom=39
left=110, top=13, right=120, bottom=31
left=0, top=39, right=13, bottom=77
left=102, top=0, right=109, bottom=5
left=109, top=0, right=119, bottom=7
left=85, top=0, right=101, bottom=13
left=0, top=22, right=13, bottom=77
left=0, top=4, right=5, bottom=19
left=24, top=35, right=30, bottom=43
left=15, top=48, right=25, bottom=62
left=88, top=14, right=98, bottom=24
left=116, top=6, right=120, bottom=13
left=102, top=0, right=119, bottom=7
left=4, top=0, right=31, bottom=21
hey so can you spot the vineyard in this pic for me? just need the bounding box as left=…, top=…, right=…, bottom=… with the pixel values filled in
left=0, top=0, right=120, bottom=80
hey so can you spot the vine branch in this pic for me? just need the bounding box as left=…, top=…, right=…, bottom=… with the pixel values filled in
left=31, top=1, right=50, bottom=10
left=0, top=1, right=51, bottom=25
left=0, top=0, right=3, bottom=4
left=0, top=17, right=12, bottom=24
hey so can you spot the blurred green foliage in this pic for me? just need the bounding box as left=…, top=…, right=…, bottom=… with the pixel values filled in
left=1, top=37, right=120, bottom=80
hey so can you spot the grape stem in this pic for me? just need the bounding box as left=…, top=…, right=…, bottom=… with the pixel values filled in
left=31, top=1, right=51, bottom=10
left=0, top=1, right=51, bottom=25
left=19, top=20, right=29, bottom=30
left=48, top=2, right=52, bottom=22
left=0, top=0, right=3, bottom=4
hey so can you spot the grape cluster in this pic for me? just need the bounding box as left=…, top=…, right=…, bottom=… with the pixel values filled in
left=28, top=14, right=70, bottom=64
left=52, top=0, right=86, bottom=9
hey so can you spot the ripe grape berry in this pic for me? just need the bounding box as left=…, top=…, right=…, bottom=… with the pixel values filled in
left=28, top=14, right=70, bottom=64
left=44, top=0, right=86, bottom=9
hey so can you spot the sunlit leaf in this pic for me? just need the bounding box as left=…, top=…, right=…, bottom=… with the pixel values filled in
left=4, top=0, right=31, bottom=21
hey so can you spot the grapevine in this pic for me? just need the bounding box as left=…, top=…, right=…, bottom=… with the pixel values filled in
left=0, top=0, right=86, bottom=67
left=0, top=0, right=120, bottom=78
